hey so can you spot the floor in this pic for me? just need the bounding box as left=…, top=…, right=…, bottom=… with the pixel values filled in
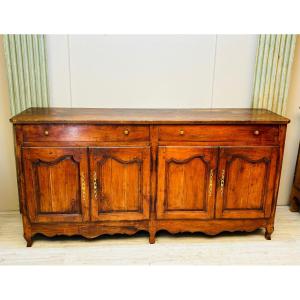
left=0, top=206, right=299, bottom=265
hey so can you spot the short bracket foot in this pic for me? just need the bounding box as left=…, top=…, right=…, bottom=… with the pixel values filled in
left=26, top=239, right=33, bottom=247
left=265, top=225, right=274, bottom=241
left=24, top=233, right=33, bottom=247
left=149, top=231, right=156, bottom=244
left=290, top=197, right=300, bottom=212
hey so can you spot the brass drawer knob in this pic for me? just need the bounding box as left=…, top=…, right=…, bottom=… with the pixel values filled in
left=44, top=130, right=49, bottom=136
left=124, top=129, right=129, bottom=135
left=179, top=129, right=185, bottom=135
left=253, top=130, right=260, bottom=136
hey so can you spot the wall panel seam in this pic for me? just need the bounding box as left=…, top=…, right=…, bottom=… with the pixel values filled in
left=210, top=35, right=218, bottom=108
left=67, top=35, right=73, bottom=108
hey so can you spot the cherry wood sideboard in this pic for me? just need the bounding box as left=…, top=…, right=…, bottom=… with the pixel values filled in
left=290, top=142, right=300, bottom=212
left=10, top=108, right=289, bottom=246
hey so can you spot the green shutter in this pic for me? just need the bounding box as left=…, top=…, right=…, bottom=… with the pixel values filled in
left=3, top=34, right=49, bottom=115
left=252, top=34, right=296, bottom=115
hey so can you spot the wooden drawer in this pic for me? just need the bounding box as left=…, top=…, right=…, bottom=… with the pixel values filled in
left=22, top=124, right=150, bottom=142
left=158, top=125, right=278, bottom=143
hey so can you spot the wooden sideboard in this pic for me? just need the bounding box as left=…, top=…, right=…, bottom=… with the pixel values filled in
left=290, top=142, right=300, bottom=212
left=10, top=108, right=289, bottom=246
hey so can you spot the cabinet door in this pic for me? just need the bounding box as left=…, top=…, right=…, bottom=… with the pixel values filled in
left=23, top=147, right=89, bottom=223
left=157, top=147, right=218, bottom=219
left=215, top=147, right=279, bottom=219
left=89, top=147, right=150, bottom=221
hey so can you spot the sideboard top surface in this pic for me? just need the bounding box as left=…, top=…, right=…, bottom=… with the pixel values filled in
left=10, top=107, right=290, bottom=125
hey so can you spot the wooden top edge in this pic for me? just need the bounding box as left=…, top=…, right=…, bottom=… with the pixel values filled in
left=10, top=107, right=291, bottom=125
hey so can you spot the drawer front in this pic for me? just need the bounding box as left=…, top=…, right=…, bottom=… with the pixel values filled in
left=158, top=125, right=278, bottom=143
left=22, top=125, right=150, bottom=142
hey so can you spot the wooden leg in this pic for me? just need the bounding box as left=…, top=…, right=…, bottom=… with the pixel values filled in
left=22, top=215, right=33, bottom=247
left=265, top=224, right=274, bottom=240
left=149, top=230, right=156, bottom=244
left=26, top=239, right=33, bottom=247
left=24, top=233, right=33, bottom=247
left=290, top=196, right=300, bottom=212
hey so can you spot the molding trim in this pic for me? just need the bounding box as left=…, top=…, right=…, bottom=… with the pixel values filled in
left=252, top=34, right=296, bottom=115
left=3, top=35, right=49, bottom=115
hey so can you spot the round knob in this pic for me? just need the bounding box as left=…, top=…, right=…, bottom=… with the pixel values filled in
left=253, top=130, right=260, bottom=136
left=124, top=129, right=129, bottom=135
left=179, top=130, right=184, bottom=135
left=44, top=130, right=49, bottom=136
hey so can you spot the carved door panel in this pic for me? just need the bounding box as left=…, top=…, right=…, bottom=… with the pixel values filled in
left=215, top=147, right=279, bottom=219
left=89, top=147, right=150, bottom=221
left=157, top=147, right=218, bottom=219
left=22, top=147, right=89, bottom=223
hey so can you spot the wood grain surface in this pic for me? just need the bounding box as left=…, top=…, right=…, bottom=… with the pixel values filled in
left=11, top=108, right=289, bottom=246
left=10, top=107, right=290, bottom=124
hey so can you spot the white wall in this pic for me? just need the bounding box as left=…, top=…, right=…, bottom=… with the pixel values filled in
left=47, top=35, right=258, bottom=109
left=7, top=34, right=299, bottom=211
left=0, top=34, right=298, bottom=211
left=0, top=35, right=19, bottom=211
left=278, top=37, right=300, bottom=205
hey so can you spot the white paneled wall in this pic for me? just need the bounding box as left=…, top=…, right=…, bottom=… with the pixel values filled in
left=47, top=35, right=71, bottom=107
left=212, top=35, right=258, bottom=107
left=1, top=34, right=297, bottom=212
left=0, top=36, right=19, bottom=211
left=47, top=35, right=258, bottom=109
